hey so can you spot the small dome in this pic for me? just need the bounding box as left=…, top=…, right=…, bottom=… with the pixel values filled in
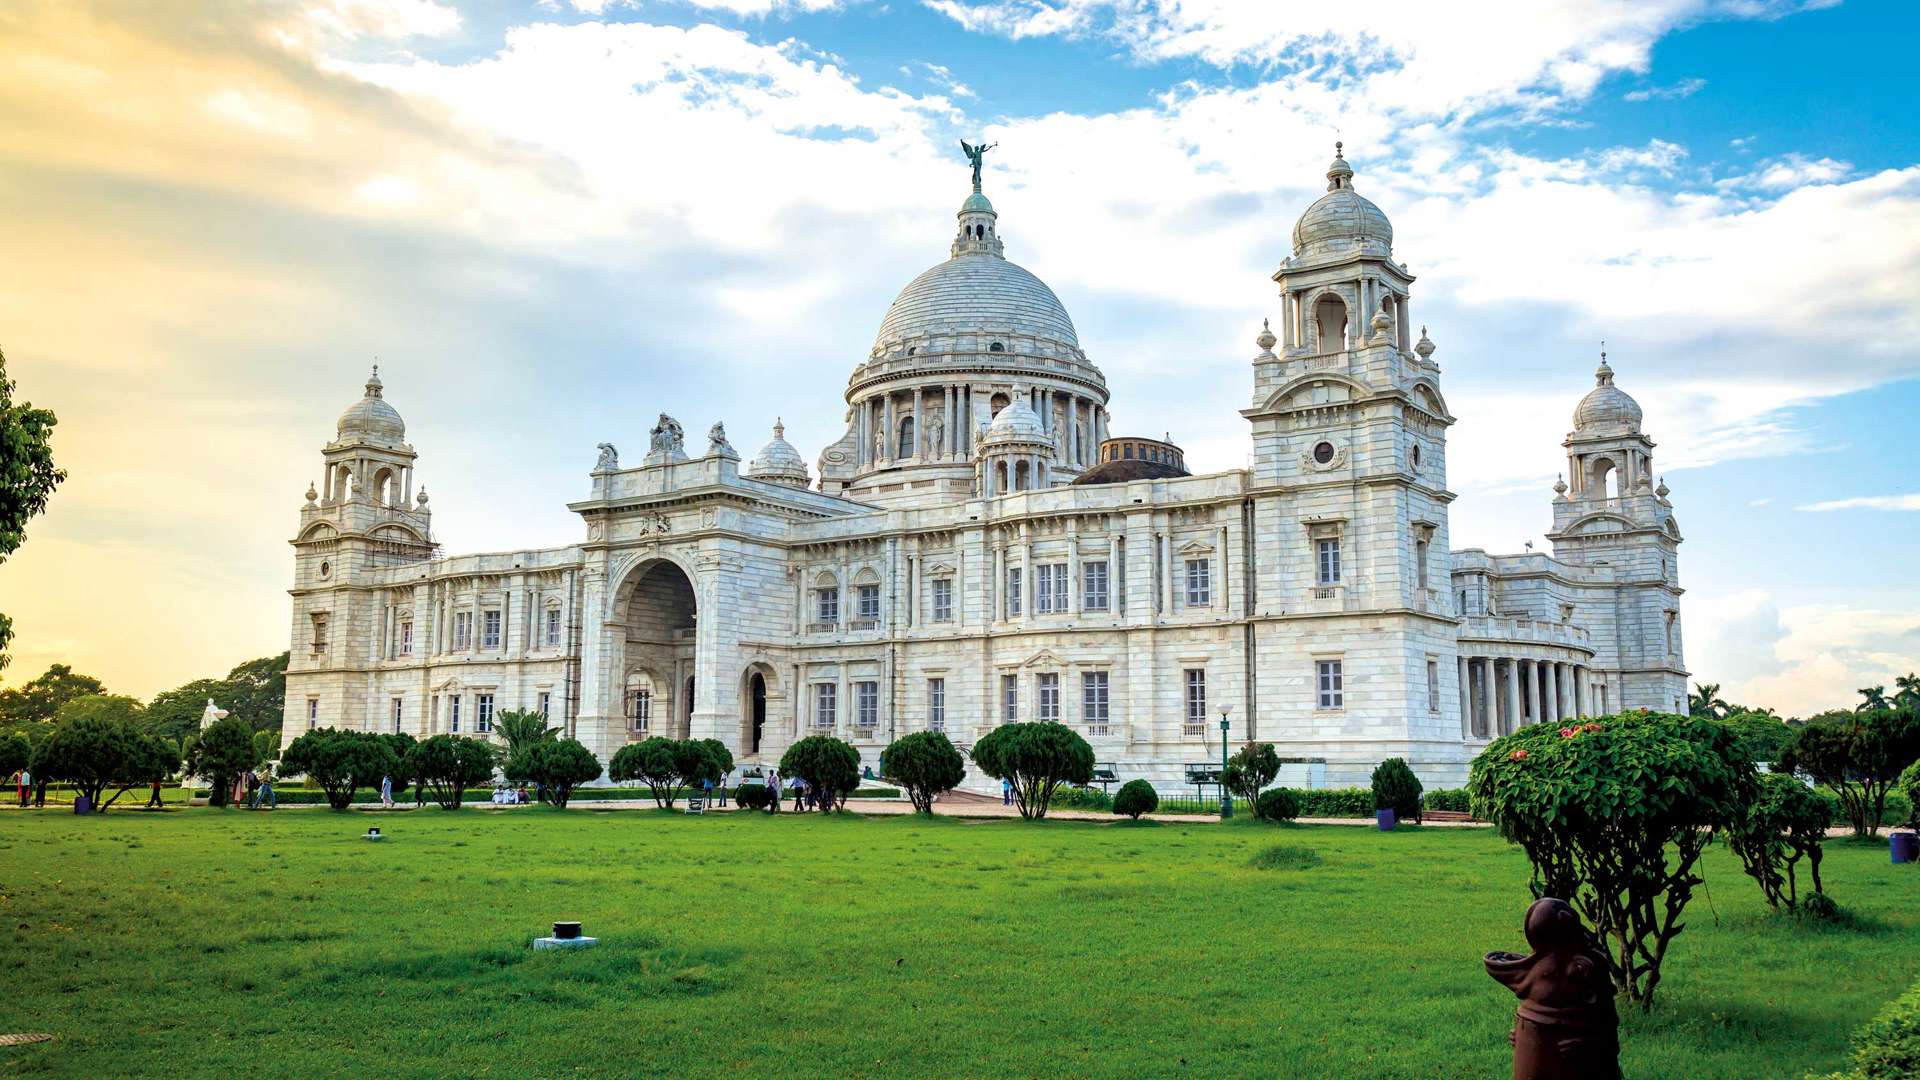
left=745, top=418, right=810, bottom=487
left=1573, top=358, right=1643, bottom=432
left=337, top=366, right=405, bottom=444
left=981, top=396, right=1048, bottom=446
left=960, top=190, right=995, bottom=215
left=1291, top=143, right=1393, bottom=258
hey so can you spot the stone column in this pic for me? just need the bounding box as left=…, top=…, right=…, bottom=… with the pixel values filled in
left=1573, top=665, right=1587, bottom=718
left=1065, top=518, right=1080, bottom=614
left=882, top=394, right=895, bottom=463
left=946, top=386, right=958, bottom=459
left=1559, top=662, right=1574, bottom=719
left=906, top=553, right=918, bottom=628
left=1458, top=657, right=1471, bottom=738
left=1504, top=659, right=1522, bottom=737
left=1527, top=660, right=1543, bottom=727
left=1545, top=662, right=1562, bottom=723
left=1019, top=524, right=1033, bottom=625
left=912, top=388, right=924, bottom=461
left=1474, top=658, right=1492, bottom=738
left=1106, top=534, right=1121, bottom=614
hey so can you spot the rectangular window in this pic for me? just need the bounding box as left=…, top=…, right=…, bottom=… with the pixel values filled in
left=545, top=608, right=561, bottom=647
left=1316, top=539, right=1342, bottom=586
left=1185, top=558, right=1211, bottom=606
left=399, top=620, right=413, bottom=656
left=1316, top=660, right=1344, bottom=710
left=815, top=587, right=840, bottom=624
left=306, top=697, right=318, bottom=730
left=481, top=609, right=502, bottom=649
left=1002, top=674, right=1018, bottom=722
left=928, top=678, right=946, bottom=731
left=477, top=693, right=494, bottom=733
left=450, top=694, right=462, bottom=733
left=1036, top=564, right=1067, bottom=614
left=453, top=611, right=472, bottom=650
left=1416, top=540, right=1430, bottom=589
left=630, top=689, right=651, bottom=733
left=1184, top=669, right=1207, bottom=735
left=855, top=681, right=879, bottom=731
left=310, top=612, right=329, bottom=654
left=931, top=578, right=953, bottom=622
left=538, top=691, right=552, bottom=718
left=1005, top=567, right=1022, bottom=616
left=1082, top=671, right=1109, bottom=734
left=1037, top=672, right=1060, bottom=722
left=857, top=583, right=881, bottom=622
left=1426, top=660, right=1440, bottom=712
left=391, top=697, right=403, bottom=733
left=1083, top=560, right=1109, bottom=612
left=814, top=683, right=837, bottom=728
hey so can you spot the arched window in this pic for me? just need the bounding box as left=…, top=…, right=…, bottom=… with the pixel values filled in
left=1314, top=295, right=1348, bottom=354
left=995, top=460, right=1009, bottom=491
left=989, top=341, right=1005, bottom=352
left=1592, top=457, right=1618, bottom=499
left=989, top=392, right=1009, bottom=416
left=897, top=417, right=916, bottom=459
left=1014, top=460, right=1031, bottom=490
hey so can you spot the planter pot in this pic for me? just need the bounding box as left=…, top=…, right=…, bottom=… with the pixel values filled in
left=1892, top=831, right=1918, bottom=865
left=73, top=795, right=92, bottom=815
left=1376, top=808, right=1396, bottom=831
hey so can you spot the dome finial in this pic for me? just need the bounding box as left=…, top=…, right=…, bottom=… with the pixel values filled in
left=1595, top=343, right=1614, bottom=385
left=1326, top=141, right=1354, bottom=191
left=366, top=363, right=384, bottom=398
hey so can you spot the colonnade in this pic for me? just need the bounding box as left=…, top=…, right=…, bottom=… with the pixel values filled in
left=854, top=384, right=1106, bottom=469
left=1455, top=655, right=1592, bottom=739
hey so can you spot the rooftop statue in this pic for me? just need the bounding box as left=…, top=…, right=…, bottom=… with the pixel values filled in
left=960, top=139, right=997, bottom=190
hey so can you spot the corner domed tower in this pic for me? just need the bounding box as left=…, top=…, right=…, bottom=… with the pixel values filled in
left=744, top=418, right=811, bottom=488
left=1549, top=353, right=1687, bottom=712
left=815, top=149, right=1110, bottom=504
left=975, top=389, right=1054, bottom=495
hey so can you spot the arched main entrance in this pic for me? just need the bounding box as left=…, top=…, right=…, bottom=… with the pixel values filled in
left=620, top=559, right=697, bottom=740
left=750, top=673, right=767, bottom=753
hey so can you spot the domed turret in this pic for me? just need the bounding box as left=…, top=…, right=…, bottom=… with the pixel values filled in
left=337, top=366, right=406, bottom=446
left=981, top=396, right=1047, bottom=446
left=745, top=418, right=811, bottom=488
left=1291, top=143, right=1394, bottom=259
left=1573, top=357, right=1643, bottom=433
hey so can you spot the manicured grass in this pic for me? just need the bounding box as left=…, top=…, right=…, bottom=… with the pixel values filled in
left=1, top=808, right=1914, bottom=1078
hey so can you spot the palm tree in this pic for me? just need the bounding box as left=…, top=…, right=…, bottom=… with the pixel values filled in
left=1857, top=685, right=1891, bottom=712
left=1893, top=673, right=1920, bottom=709
left=493, top=709, right=558, bottom=759
left=1688, top=682, right=1730, bottom=720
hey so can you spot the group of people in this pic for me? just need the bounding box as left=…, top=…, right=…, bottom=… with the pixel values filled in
left=490, top=784, right=533, bottom=805
left=756, top=769, right=823, bottom=813
left=10, top=770, right=46, bottom=808
left=231, top=768, right=277, bottom=809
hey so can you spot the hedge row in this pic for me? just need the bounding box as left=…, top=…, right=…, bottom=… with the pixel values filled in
left=1813, top=975, right=1920, bottom=1079
left=1814, top=787, right=1913, bottom=828
left=185, top=784, right=905, bottom=805
left=1423, top=788, right=1471, bottom=813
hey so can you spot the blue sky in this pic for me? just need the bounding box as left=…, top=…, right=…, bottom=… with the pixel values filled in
left=0, top=0, right=1915, bottom=712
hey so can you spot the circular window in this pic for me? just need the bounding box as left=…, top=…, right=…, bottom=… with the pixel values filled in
left=318, top=560, right=331, bottom=579
left=1313, top=441, right=1335, bottom=465
left=1411, top=444, right=1422, bottom=470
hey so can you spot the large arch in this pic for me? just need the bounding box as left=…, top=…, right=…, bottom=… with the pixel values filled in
left=738, top=661, right=779, bottom=758
left=615, top=558, right=698, bottom=742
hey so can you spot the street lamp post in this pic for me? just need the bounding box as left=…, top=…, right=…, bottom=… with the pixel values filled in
left=1219, top=703, right=1234, bottom=819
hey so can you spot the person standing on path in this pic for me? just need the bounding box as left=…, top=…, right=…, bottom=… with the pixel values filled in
left=1002, top=777, right=1013, bottom=806
left=259, top=772, right=276, bottom=810
left=768, top=770, right=782, bottom=814
left=791, top=776, right=807, bottom=813
left=380, top=774, right=394, bottom=809
left=146, top=779, right=164, bottom=809
left=245, top=770, right=260, bottom=809
left=15, top=769, right=26, bottom=808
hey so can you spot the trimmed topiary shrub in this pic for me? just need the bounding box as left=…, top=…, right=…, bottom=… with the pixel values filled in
left=1112, top=779, right=1157, bottom=819
left=32, top=703, right=178, bottom=811
left=779, top=735, right=861, bottom=812
left=970, top=721, right=1094, bottom=820
left=734, top=784, right=773, bottom=811
left=1371, top=757, right=1423, bottom=824
left=1224, top=742, right=1280, bottom=808
left=1255, top=787, right=1300, bottom=822
left=280, top=728, right=399, bottom=810
left=879, top=730, right=965, bottom=813
left=404, top=735, right=497, bottom=810
left=1726, top=771, right=1832, bottom=910
left=511, top=739, right=601, bottom=808
left=1811, top=974, right=1920, bottom=1080
left=1469, top=711, right=1754, bottom=1010
left=608, top=737, right=683, bottom=807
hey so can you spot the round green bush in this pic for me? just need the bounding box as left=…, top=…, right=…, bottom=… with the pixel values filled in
left=1112, top=779, right=1158, bottom=819
left=1255, top=787, right=1300, bottom=822
left=734, top=784, right=773, bottom=811
left=879, top=730, right=965, bottom=813
left=1370, top=757, right=1423, bottom=823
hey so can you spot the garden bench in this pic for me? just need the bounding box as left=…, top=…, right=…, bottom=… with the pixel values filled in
left=1090, top=764, right=1119, bottom=793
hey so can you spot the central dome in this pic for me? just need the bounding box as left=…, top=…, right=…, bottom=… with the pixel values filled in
left=874, top=254, right=1079, bottom=350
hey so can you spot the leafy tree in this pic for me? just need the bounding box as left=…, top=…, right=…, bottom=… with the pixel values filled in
left=1726, top=772, right=1832, bottom=911
left=1688, top=682, right=1732, bottom=720
left=1112, top=778, right=1158, bottom=819
left=1223, top=742, right=1281, bottom=808
left=405, top=735, right=496, bottom=809
left=1371, top=757, right=1424, bottom=823
left=1718, top=710, right=1794, bottom=764
left=1774, top=708, right=1920, bottom=837
left=673, top=738, right=724, bottom=792
left=253, top=728, right=280, bottom=764
left=879, top=730, right=965, bottom=813
left=778, top=735, right=861, bottom=812
left=0, top=730, right=29, bottom=777
left=699, top=738, right=735, bottom=781
left=1468, top=711, right=1754, bottom=1010
left=1898, top=760, right=1920, bottom=828
left=0, top=347, right=67, bottom=672
left=512, top=739, right=600, bottom=807
left=609, top=736, right=682, bottom=807
left=280, top=729, right=398, bottom=810
left=969, top=722, right=1094, bottom=820
left=1857, top=686, right=1891, bottom=712
left=0, top=663, right=104, bottom=733
left=220, top=653, right=289, bottom=733
left=188, top=715, right=261, bottom=807
left=144, top=678, right=230, bottom=743
left=494, top=709, right=558, bottom=761
left=30, top=704, right=177, bottom=810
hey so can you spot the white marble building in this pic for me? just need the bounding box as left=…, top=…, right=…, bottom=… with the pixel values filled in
left=282, top=148, right=1688, bottom=789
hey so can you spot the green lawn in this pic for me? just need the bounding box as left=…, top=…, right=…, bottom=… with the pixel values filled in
left=1, top=807, right=1914, bottom=1078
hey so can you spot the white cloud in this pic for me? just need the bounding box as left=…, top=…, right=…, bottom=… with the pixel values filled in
left=1718, top=152, right=1852, bottom=191
left=1691, top=591, right=1920, bottom=715
left=304, top=0, right=462, bottom=42
left=1796, top=494, right=1920, bottom=512
left=1624, top=76, right=1706, bottom=101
